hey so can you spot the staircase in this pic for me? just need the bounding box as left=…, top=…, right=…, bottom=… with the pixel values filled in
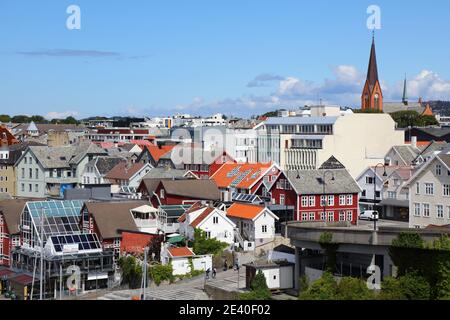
left=234, top=228, right=244, bottom=248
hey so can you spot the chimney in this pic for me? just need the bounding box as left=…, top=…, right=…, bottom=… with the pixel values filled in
left=411, top=136, right=417, bottom=149
left=208, top=201, right=214, bottom=208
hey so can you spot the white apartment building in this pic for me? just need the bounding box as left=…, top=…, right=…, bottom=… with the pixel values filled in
left=406, top=152, right=450, bottom=229
left=257, top=106, right=405, bottom=178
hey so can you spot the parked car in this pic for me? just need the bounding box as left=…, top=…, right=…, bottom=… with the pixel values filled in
left=359, top=210, right=379, bottom=221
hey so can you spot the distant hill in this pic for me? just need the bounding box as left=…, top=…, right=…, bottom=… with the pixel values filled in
left=427, top=101, right=450, bottom=116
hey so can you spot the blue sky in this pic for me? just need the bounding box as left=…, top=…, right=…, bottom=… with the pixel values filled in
left=1, top=0, right=450, bottom=118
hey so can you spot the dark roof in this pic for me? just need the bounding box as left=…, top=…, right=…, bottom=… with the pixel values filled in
left=0, top=199, right=29, bottom=234
left=84, top=201, right=147, bottom=239
left=95, top=157, right=126, bottom=175
left=160, top=180, right=220, bottom=200
left=142, top=167, right=187, bottom=179
left=272, top=244, right=295, bottom=255
left=366, top=36, right=379, bottom=93
left=244, top=260, right=295, bottom=269
left=0, top=142, right=44, bottom=165
left=438, top=153, right=450, bottom=168
left=287, top=169, right=361, bottom=195
left=319, top=156, right=346, bottom=170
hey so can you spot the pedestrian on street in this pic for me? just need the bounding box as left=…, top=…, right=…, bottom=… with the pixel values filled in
left=223, top=259, right=228, bottom=271
left=212, top=268, right=217, bottom=279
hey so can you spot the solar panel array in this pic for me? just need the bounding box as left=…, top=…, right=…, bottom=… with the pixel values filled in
left=121, top=186, right=137, bottom=194
left=250, top=170, right=261, bottom=180
left=232, top=192, right=261, bottom=203
left=49, top=234, right=101, bottom=253
left=226, top=166, right=241, bottom=178
left=27, top=200, right=84, bottom=218
left=27, top=200, right=84, bottom=240
left=230, top=170, right=252, bottom=187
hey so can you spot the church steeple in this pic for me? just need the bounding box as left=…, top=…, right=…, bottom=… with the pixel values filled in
left=402, top=75, right=408, bottom=106
left=361, top=34, right=383, bottom=111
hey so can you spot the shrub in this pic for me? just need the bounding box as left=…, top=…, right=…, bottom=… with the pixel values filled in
left=336, top=277, right=374, bottom=300
left=239, top=270, right=272, bottom=300
left=149, top=264, right=175, bottom=286
left=299, top=272, right=338, bottom=300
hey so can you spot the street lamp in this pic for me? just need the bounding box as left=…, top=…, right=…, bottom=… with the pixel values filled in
left=322, top=170, right=335, bottom=222
left=373, top=161, right=389, bottom=231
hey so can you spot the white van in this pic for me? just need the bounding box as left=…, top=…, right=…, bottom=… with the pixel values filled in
left=359, top=210, right=379, bottom=221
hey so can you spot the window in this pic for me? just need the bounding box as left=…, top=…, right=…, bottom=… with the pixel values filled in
left=35, top=184, right=39, bottom=193
left=339, top=195, right=346, bottom=205
left=414, top=203, right=421, bottom=217
left=328, top=195, right=334, bottom=206
left=388, top=192, right=396, bottom=199
left=29, top=168, right=32, bottom=179
left=436, top=164, right=442, bottom=175
left=24, top=157, right=27, bottom=164
left=327, top=212, right=334, bottom=222
left=205, top=231, right=211, bottom=239
left=262, top=225, right=268, bottom=233
left=21, top=168, right=25, bottom=179
left=213, top=216, right=219, bottom=224
left=346, top=195, right=353, bottom=205
left=339, top=211, right=345, bottom=221
left=320, top=212, right=326, bottom=221
left=423, top=204, right=430, bottom=217
left=425, top=183, right=434, bottom=195
left=320, top=195, right=327, bottom=206
left=309, top=212, right=315, bottom=221
left=301, top=196, right=308, bottom=207
left=437, top=205, right=444, bottom=219
left=21, top=183, right=24, bottom=192
left=448, top=206, right=450, bottom=219
left=309, top=196, right=315, bottom=207
left=416, top=182, right=420, bottom=195
left=28, top=184, right=32, bottom=192
left=279, top=194, right=285, bottom=205
left=160, top=189, right=165, bottom=199
left=346, top=211, right=353, bottom=221
left=365, top=176, right=374, bottom=184
left=35, top=169, right=39, bottom=179
left=443, top=185, right=450, bottom=197
left=302, top=213, right=308, bottom=221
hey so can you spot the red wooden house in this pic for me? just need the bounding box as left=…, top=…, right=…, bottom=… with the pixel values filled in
left=0, top=200, right=27, bottom=267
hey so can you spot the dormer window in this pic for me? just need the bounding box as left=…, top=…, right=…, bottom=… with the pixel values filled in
left=160, top=189, right=165, bottom=199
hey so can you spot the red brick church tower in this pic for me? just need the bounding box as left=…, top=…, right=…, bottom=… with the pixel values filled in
left=361, top=35, right=383, bottom=111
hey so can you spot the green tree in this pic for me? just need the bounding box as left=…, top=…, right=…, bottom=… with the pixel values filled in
left=299, top=272, right=338, bottom=300
left=117, top=255, right=143, bottom=289
left=379, top=273, right=431, bottom=300
left=336, top=277, right=374, bottom=300
left=30, top=115, right=47, bottom=123
left=0, top=115, right=11, bottom=123
left=192, top=229, right=228, bottom=255
left=11, top=115, right=30, bottom=123
left=148, top=263, right=174, bottom=286
left=418, top=115, right=439, bottom=126
left=319, top=232, right=339, bottom=273
left=63, top=116, right=79, bottom=125
left=239, top=270, right=272, bottom=300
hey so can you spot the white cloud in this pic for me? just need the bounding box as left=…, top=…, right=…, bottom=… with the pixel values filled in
left=407, top=70, right=450, bottom=100
left=45, top=110, right=79, bottom=120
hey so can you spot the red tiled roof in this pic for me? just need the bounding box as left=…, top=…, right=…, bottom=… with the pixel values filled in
left=190, top=207, right=215, bottom=228
left=211, top=163, right=273, bottom=189
left=0, top=126, right=19, bottom=147
left=105, top=162, right=146, bottom=180
left=178, top=201, right=205, bottom=223
left=168, top=247, right=195, bottom=257
left=227, top=203, right=265, bottom=220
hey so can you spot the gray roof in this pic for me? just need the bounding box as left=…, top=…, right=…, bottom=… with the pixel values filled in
left=416, top=141, right=450, bottom=162
left=383, top=102, right=425, bottom=114
left=392, top=145, right=421, bottom=165
left=94, top=156, right=126, bottom=175
left=142, top=167, right=187, bottom=179
left=287, top=169, right=361, bottom=194
left=265, top=116, right=338, bottom=125
left=160, top=179, right=220, bottom=200
left=28, top=142, right=107, bottom=169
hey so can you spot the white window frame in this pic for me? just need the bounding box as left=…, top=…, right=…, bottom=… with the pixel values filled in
left=308, top=196, right=315, bottom=207
left=423, top=203, right=430, bottom=218
left=413, top=203, right=421, bottom=217
left=346, top=195, right=353, bottom=205
left=301, top=196, right=308, bottom=207
left=436, top=205, right=444, bottom=219
left=339, top=195, right=346, bottom=205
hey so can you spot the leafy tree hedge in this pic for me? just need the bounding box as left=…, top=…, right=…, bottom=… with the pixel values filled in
left=192, top=229, right=229, bottom=255
left=118, top=256, right=143, bottom=289
left=239, top=270, right=272, bottom=300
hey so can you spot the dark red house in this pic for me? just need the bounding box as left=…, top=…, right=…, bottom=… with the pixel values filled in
left=151, top=179, right=221, bottom=207
left=0, top=200, right=27, bottom=267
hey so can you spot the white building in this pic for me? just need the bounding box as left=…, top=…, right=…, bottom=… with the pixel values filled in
left=160, top=245, right=212, bottom=276
left=405, top=152, right=450, bottom=229
left=257, top=106, right=405, bottom=178
left=226, top=203, right=278, bottom=246
left=178, top=203, right=236, bottom=245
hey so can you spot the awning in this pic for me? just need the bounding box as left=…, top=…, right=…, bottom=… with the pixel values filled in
left=132, top=205, right=158, bottom=214
left=379, top=199, right=409, bottom=208
left=167, top=235, right=185, bottom=244
left=87, top=272, right=108, bottom=281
